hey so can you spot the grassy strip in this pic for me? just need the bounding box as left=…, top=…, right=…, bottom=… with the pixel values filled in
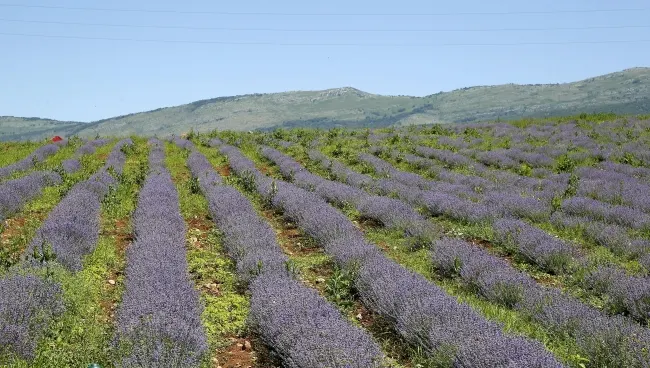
left=0, top=140, right=118, bottom=272
left=165, top=142, right=252, bottom=368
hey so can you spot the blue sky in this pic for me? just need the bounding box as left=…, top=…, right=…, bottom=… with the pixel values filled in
left=0, top=0, right=648, bottom=122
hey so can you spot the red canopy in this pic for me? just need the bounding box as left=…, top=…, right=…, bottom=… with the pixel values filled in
left=52, top=136, right=63, bottom=142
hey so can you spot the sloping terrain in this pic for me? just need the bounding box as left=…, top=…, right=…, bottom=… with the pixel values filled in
left=1, top=67, right=649, bottom=141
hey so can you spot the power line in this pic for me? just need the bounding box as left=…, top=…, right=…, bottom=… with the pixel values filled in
left=0, top=3, right=647, bottom=16
left=1, top=31, right=649, bottom=46
left=1, top=18, right=648, bottom=32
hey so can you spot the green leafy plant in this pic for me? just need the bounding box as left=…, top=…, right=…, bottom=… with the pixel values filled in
left=186, top=128, right=196, bottom=140
left=284, top=260, right=299, bottom=277
left=32, top=239, right=57, bottom=279
left=556, top=154, right=577, bottom=173
left=325, top=267, right=356, bottom=311
left=187, top=176, right=201, bottom=195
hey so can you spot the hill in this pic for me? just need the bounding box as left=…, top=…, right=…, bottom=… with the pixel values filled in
left=1, top=67, right=649, bottom=141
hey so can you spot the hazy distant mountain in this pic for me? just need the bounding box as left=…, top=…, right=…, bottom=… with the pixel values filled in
left=2, top=67, right=649, bottom=141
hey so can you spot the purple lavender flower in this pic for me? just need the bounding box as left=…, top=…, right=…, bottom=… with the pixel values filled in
left=171, top=136, right=196, bottom=151
left=23, top=139, right=132, bottom=271
left=583, top=267, right=650, bottom=323
left=261, top=146, right=437, bottom=245
left=484, top=191, right=552, bottom=222
left=475, top=150, right=520, bottom=169
left=61, top=139, right=111, bottom=174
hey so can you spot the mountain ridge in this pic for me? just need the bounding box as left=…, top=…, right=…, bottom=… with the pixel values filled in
left=1, top=67, right=649, bottom=141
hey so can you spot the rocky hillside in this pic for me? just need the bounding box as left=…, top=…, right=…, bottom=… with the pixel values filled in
left=1, top=67, right=648, bottom=141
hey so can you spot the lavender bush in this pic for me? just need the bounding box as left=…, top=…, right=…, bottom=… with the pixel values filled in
left=171, top=136, right=196, bottom=151
left=261, top=146, right=438, bottom=247
left=583, top=224, right=650, bottom=260
left=308, top=148, right=493, bottom=224
left=24, top=185, right=101, bottom=271
left=475, top=150, right=520, bottom=169
left=62, top=138, right=111, bottom=174
left=583, top=267, right=650, bottom=323
left=483, top=191, right=552, bottom=222
left=0, top=138, right=132, bottom=362
left=414, top=146, right=472, bottom=168
left=249, top=274, right=383, bottom=367
left=561, top=196, right=650, bottom=230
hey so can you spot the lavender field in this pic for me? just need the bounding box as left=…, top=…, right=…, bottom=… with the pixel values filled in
left=1, top=113, right=650, bottom=367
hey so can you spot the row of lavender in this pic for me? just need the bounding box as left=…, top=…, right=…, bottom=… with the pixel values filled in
left=0, top=139, right=111, bottom=222
left=214, top=141, right=563, bottom=367
left=371, top=126, right=650, bottom=315
left=112, top=138, right=207, bottom=367
left=362, top=122, right=650, bottom=310
left=260, top=146, right=437, bottom=246
left=0, top=139, right=132, bottom=360
left=260, top=144, right=650, bottom=366
left=0, top=171, right=61, bottom=222
left=179, top=140, right=383, bottom=367
left=23, top=139, right=132, bottom=270
left=306, top=146, right=650, bottom=326
left=0, top=140, right=66, bottom=180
